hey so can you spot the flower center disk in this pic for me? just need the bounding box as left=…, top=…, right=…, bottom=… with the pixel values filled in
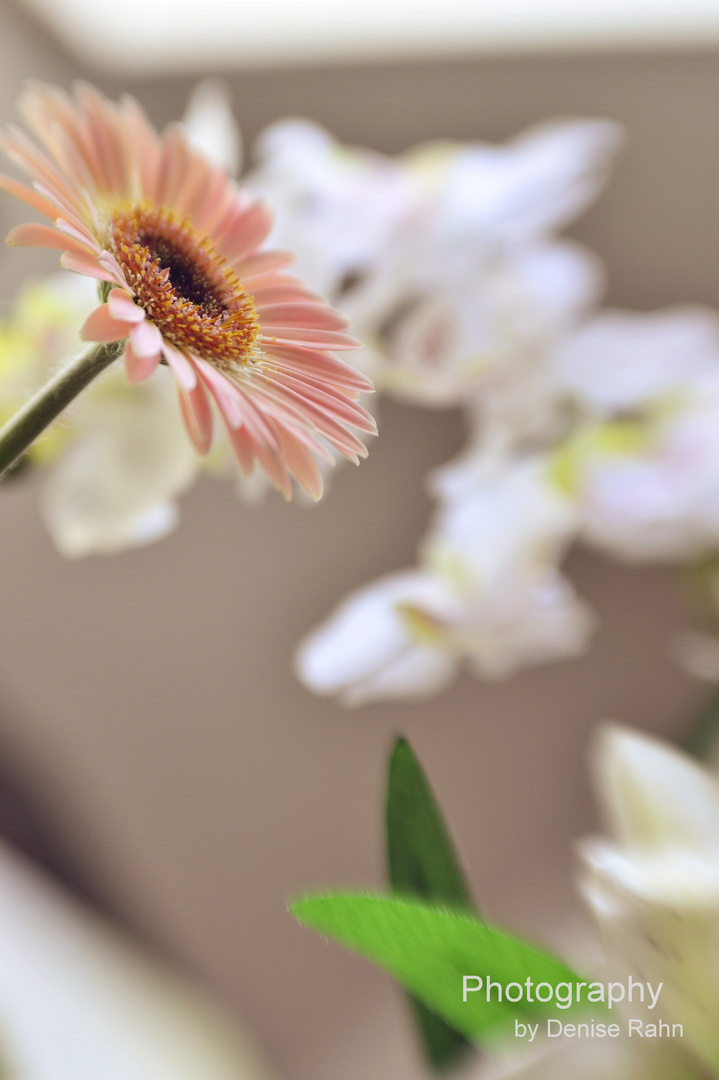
left=109, top=205, right=260, bottom=367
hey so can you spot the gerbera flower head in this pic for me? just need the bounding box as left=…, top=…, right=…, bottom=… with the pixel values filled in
left=0, top=81, right=376, bottom=499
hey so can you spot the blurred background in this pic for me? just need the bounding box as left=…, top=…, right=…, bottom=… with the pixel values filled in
left=0, top=1, right=718, bottom=1077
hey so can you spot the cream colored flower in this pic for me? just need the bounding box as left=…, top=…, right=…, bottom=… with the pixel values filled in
left=296, top=452, right=593, bottom=704
left=580, top=726, right=719, bottom=1075
left=0, top=842, right=271, bottom=1080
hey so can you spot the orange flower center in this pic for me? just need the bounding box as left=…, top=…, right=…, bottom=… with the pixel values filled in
left=109, top=205, right=260, bottom=367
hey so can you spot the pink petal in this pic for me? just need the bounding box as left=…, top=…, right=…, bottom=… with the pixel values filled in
left=98, top=252, right=131, bottom=289
left=271, top=371, right=377, bottom=433
left=108, top=288, right=144, bottom=323
left=55, top=217, right=101, bottom=254
left=125, top=340, right=160, bottom=384
left=277, top=425, right=325, bottom=501
left=194, top=358, right=244, bottom=428
left=177, top=378, right=214, bottom=455
left=6, top=221, right=95, bottom=254
left=129, top=318, right=162, bottom=358
left=162, top=340, right=197, bottom=391
left=260, top=326, right=361, bottom=350
left=256, top=301, right=350, bottom=332
left=81, top=303, right=131, bottom=343
left=119, top=94, right=161, bottom=200
left=232, top=250, right=295, bottom=280
left=193, top=168, right=236, bottom=233
left=225, top=423, right=256, bottom=475
left=216, top=200, right=274, bottom=264
left=0, top=173, right=61, bottom=218
left=61, top=249, right=121, bottom=284
left=265, top=343, right=374, bottom=393
left=250, top=280, right=323, bottom=307
left=173, top=153, right=212, bottom=218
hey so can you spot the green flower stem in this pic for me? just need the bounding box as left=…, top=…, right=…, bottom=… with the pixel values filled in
left=0, top=339, right=126, bottom=477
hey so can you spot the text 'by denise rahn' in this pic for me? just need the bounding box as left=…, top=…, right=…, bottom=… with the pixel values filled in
left=461, top=976, right=684, bottom=1041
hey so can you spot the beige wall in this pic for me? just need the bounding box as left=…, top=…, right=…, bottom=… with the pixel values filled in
left=0, top=5, right=715, bottom=1076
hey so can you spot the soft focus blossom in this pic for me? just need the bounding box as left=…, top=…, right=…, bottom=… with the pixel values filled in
left=0, top=841, right=272, bottom=1080
left=471, top=728, right=719, bottom=1080
left=0, top=275, right=198, bottom=556
left=400, top=119, right=622, bottom=250
left=296, top=454, right=594, bottom=704
left=553, top=308, right=719, bottom=562
left=247, top=118, right=619, bottom=411
left=295, top=571, right=461, bottom=706
left=0, top=82, right=375, bottom=500
left=40, top=362, right=198, bottom=556
left=245, top=120, right=415, bottom=303
left=180, top=80, right=242, bottom=176
left=579, top=726, right=719, bottom=1075
left=340, top=121, right=618, bottom=410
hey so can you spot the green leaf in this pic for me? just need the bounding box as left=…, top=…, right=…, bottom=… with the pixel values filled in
left=291, top=893, right=584, bottom=1046
left=386, top=738, right=473, bottom=1071
left=386, top=738, right=473, bottom=908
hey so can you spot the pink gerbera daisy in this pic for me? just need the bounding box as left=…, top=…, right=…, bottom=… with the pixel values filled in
left=0, top=82, right=375, bottom=499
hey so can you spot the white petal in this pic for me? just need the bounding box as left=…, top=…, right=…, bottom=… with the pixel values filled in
left=41, top=371, right=198, bottom=557
left=592, top=726, right=719, bottom=855
left=295, top=570, right=459, bottom=702
left=0, top=843, right=270, bottom=1080
left=181, top=80, right=242, bottom=174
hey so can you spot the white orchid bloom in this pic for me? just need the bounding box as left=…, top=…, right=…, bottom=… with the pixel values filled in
left=580, top=727, right=719, bottom=1075
left=294, top=570, right=461, bottom=706
left=555, top=306, right=719, bottom=417
left=543, top=307, right=719, bottom=562
left=0, top=275, right=199, bottom=557
left=339, top=120, right=617, bottom=415
left=562, top=384, right=719, bottom=562
left=40, top=367, right=198, bottom=557
left=246, top=120, right=415, bottom=300
left=426, top=450, right=579, bottom=586
left=0, top=842, right=271, bottom=1080
left=402, top=119, right=622, bottom=252
left=296, top=452, right=593, bottom=703
left=359, top=241, right=601, bottom=416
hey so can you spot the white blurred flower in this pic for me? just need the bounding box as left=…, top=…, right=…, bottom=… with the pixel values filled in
left=470, top=728, right=719, bottom=1080
left=246, top=117, right=618, bottom=420
left=296, top=452, right=594, bottom=704
left=361, top=241, right=601, bottom=420
left=294, top=570, right=461, bottom=706
left=40, top=367, right=198, bottom=557
left=555, top=306, right=719, bottom=417
left=564, top=406, right=719, bottom=562
left=426, top=450, right=579, bottom=584
left=295, top=563, right=593, bottom=705
left=246, top=120, right=415, bottom=300
left=402, top=119, right=622, bottom=251
left=342, top=120, right=619, bottom=412
left=580, top=726, right=719, bottom=1075
left=0, top=842, right=271, bottom=1080
left=0, top=275, right=199, bottom=557
left=181, top=80, right=242, bottom=174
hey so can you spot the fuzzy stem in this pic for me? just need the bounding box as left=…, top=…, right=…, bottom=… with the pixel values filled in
left=0, top=339, right=125, bottom=477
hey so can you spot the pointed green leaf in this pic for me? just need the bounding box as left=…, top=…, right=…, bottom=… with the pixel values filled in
left=386, top=737, right=473, bottom=908
left=291, top=893, right=583, bottom=1045
left=386, top=738, right=473, bottom=1071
